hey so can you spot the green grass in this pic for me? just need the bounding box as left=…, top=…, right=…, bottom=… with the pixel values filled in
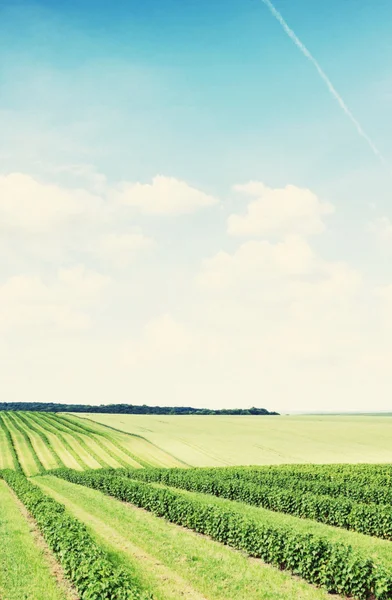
left=81, top=413, right=392, bottom=466
left=16, top=413, right=65, bottom=470
left=65, top=413, right=184, bottom=467
left=1, top=413, right=40, bottom=476
left=35, top=475, right=344, bottom=600
left=0, top=418, right=14, bottom=470
left=6, top=413, right=44, bottom=474
left=0, top=480, right=67, bottom=600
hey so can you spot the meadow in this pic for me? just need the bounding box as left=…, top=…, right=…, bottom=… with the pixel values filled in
left=1, top=411, right=392, bottom=600
left=81, top=412, right=392, bottom=465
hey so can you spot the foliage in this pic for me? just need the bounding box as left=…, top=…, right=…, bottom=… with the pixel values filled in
left=51, top=468, right=392, bottom=600
left=0, top=402, right=278, bottom=415
left=0, top=470, right=151, bottom=600
left=117, top=466, right=392, bottom=540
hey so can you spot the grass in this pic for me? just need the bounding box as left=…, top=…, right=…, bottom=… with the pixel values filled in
left=65, top=413, right=184, bottom=467
left=0, top=480, right=67, bottom=600
left=35, top=475, right=344, bottom=600
left=80, top=413, right=392, bottom=466
left=16, top=413, right=65, bottom=470
left=1, top=413, right=40, bottom=476
left=0, top=417, right=14, bottom=470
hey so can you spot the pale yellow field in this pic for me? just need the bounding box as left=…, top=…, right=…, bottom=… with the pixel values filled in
left=78, top=413, right=392, bottom=467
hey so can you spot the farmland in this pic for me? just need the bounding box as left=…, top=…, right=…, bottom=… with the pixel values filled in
left=1, top=411, right=392, bottom=599
left=81, top=413, right=392, bottom=465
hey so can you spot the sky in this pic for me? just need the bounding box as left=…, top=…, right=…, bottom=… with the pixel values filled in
left=0, top=0, right=391, bottom=412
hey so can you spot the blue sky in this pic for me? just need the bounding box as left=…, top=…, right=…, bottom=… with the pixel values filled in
left=0, top=0, right=391, bottom=411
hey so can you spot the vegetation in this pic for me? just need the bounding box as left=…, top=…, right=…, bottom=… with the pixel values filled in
left=0, top=480, right=67, bottom=600
left=117, top=466, right=392, bottom=539
left=0, top=402, right=278, bottom=415
left=35, top=474, right=345, bottom=600
left=0, top=411, right=183, bottom=474
left=2, top=411, right=392, bottom=600
left=50, top=468, right=392, bottom=599
left=84, top=413, right=392, bottom=466
left=1, top=469, right=149, bottom=600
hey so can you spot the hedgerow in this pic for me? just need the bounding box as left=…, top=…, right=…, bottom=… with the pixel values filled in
left=51, top=468, right=392, bottom=600
left=116, top=467, right=392, bottom=540
left=0, top=469, right=151, bottom=600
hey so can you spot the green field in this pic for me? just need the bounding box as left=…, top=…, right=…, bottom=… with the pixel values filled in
left=1, top=410, right=392, bottom=600
left=80, top=413, right=392, bottom=465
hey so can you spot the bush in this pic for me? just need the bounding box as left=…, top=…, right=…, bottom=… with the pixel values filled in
left=51, top=468, right=392, bottom=600
left=116, top=466, right=392, bottom=540
left=1, top=470, right=150, bottom=600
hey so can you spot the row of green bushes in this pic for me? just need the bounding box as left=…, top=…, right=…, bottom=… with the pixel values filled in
left=121, top=464, right=392, bottom=506
left=216, top=465, right=392, bottom=503
left=51, top=468, right=392, bottom=600
left=0, top=469, right=150, bottom=600
left=115, top=467, right=392, bottom=540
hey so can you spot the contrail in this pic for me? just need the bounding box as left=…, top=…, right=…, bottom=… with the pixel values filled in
left=261, top=0, right=386, bottom=165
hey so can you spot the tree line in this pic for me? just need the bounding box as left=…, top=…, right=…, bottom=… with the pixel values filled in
left=0, top=402, right=278, bottom=415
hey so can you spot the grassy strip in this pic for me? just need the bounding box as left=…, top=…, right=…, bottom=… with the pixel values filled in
left=0, top=469, right=150, bottom=600
left=2, top=412, right=40, bottom=476
left=37, top=474, right=342, bottom=600
left=0, top=480, right=68, bottom=600
left=118, top=467, right=392, bottom=541
left=39, top=414, right=111, bottom=468
left=29, top=413, right=93, bottom=470
left=17, top=412, right=66, bottom=469
left=0, top=414, right=17, bottom=470
left=29, top=415, right=85, bottom=470
left=50, top=468, right=392, bottom=600
left=7, top=412, right=45, bottom=474
left=52, top=415, right=150, bottom=468
left=70, top=414, right=188, bottom=468
left=0, top=413, right=23, bottom=472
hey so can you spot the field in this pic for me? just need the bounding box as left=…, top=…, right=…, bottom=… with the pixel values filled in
left=80, top=413, right=392, bottom=465
left=1, top=411, right=392, bottom=600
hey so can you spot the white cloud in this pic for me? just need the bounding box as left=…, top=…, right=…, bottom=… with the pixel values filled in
left=368, top=216, right=392, bottom=245
left=228, top=182, right=334, bottom=237
left=113, top=175, right=219, bottom=215
left=0, top=173, right=102, bottom=233
left=197, top=236, right=316, bottom=289
left=0, top=266, right=109, bottom=333
left=92, top=233, right=155, bottom=268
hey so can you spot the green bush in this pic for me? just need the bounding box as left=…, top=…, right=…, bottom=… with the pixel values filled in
left=116, top=466, right=392, bottom=540
left=51, top=468, right=392, bottom=600
left=1, top=470, right=150, bottom=600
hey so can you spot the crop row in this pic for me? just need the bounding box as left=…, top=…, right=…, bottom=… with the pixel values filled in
left=0, top=469, right=149, bottom=600
left=215, top=465, right=392, bottom=502
left=0, top=414, right=22, bottom=472
left=51, top=468, right=392, bottom=600
left=113, top=467, right=392, bottom=540
left=6, top=412, right=45, bottom=474
left=121, top=464, right=392, bottom=506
